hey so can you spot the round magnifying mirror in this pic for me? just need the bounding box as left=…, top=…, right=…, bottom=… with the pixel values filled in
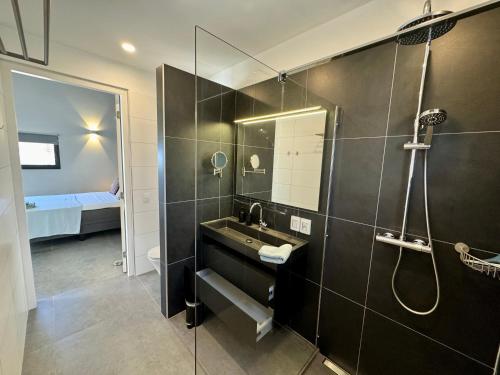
left=211, top=151, right=228, bottom=170
left=250, top=154, right=260, bottom=169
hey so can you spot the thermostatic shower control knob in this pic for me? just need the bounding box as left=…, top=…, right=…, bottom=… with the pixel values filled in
left=413, top=239, right=427, bottom=246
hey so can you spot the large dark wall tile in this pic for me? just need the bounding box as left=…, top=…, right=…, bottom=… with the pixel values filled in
left=386, top=45, right=425, bottom=136
left=197, top=96, right=221, bottom=142
left=330, top=138, right=385, bottom=225
left=197, top=76, right=221, bottom=101
left=164, top=65, right=195, bottom=139
left=165, top=137, right=195, bottom=202
left=289, top=273, right=320, bottom=344
left=283, top=71, right=307, bottom=111
left=358, top=310, right=492, bottom=375
left=307, top=42, right=396, bottom=138
left=253, top=77, right=282, bottom=116
left=167, top=257, right=195, bottom=317
left=319, top=290, right=364, bottom=375
left=220, top=143, right=234, bottom=197
left=292, top=211, right=325, bottom=284
left=197, top=141, right=220, bottom=199
left=166, top=201, right=195, bottom=264
left=367, top=238, right=500, bottom=366
left=378, top=134, right=500, bottom=251
left=424, top=8, right=500, bottom=134
left=221, top=91, right=236, bottom=143
left=323, top=218, right=374, bottom=304
left=235, top=87, right=254, bottom=119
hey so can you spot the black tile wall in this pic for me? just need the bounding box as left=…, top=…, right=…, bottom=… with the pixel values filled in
left=253, top=77, right=283, bottom=116
left=165, top=137, right=195, bottom=203
left=167, top=256, right=195, bottom=317
left=221, top=91, right=236, bottom=143
left=318, top=290, right=364, bottom=375
left=196, top=141, right=220, bottom=199
left=282, top=71, right=307, bottom=111
left=358, top=310, right=492, bottom=375
left=197, top=96, right=221, bottom=142
left=158, top=65, right=239, bottom=318
left=157, top=7, right=500, bottom=371
left=378, top=133, right=500, bottom=251
left=288, top=273, right=320, bottom=344
left=329, top=137, right=385, bottom=225
left=164, top=65, right=195, bottom=139
left=322, top=218, right=373, bottom=304
left=367, top=237, right=500, bottom=366
left=292, top=210, right=326, bottom=284
left=307, top=42, right=396, bottom=139
left=166, top=201, right=195, bottom=264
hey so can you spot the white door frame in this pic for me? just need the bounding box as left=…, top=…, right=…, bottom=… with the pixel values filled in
left=0, top=60, right=136, bottom=309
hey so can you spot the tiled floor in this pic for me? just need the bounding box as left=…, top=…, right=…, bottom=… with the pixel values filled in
left=23, top=230, right=321, bottom=374
left=23, top=230, right=197, bottom=375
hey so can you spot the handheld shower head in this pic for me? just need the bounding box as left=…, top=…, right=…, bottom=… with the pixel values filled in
left=419, top=109, right=447, bottom=145
left=419, top=108, right=447, bottom=128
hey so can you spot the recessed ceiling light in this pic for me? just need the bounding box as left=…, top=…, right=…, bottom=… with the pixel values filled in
left=121, top=42, right=136, bottom=53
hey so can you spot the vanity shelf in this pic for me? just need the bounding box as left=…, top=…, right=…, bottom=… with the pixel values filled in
left=196, top=268, right=273, bottom=344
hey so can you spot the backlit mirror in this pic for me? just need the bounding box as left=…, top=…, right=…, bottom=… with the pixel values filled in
left=235, top=109, right=328, bottom=211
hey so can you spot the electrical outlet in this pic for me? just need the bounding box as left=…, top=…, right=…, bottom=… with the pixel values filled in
left=300, top=218, right=311, bottom=235
left=290, top=215, right=300, bottom=231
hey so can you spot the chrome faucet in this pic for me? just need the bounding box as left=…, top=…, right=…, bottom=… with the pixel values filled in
left=250, top=202, right=267, bottom=230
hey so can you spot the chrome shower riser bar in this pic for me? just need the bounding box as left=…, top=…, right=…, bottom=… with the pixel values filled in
left=0, top=0, right=50, bottom=66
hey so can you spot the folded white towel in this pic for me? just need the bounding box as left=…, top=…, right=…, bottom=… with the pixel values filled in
left=258, top=244, right=292, bottom=264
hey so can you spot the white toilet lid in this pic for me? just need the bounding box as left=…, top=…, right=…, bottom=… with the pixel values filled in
left=147, top=246, right=161, bottom=260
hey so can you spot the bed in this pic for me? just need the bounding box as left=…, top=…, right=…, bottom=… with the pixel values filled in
left=25, top=192, right=121, bottom=242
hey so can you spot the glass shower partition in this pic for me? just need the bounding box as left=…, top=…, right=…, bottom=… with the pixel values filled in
left=194, top=26, right=340, bottom=374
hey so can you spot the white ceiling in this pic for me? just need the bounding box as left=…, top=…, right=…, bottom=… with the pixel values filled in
left=0, top=0, right=372, bottom=74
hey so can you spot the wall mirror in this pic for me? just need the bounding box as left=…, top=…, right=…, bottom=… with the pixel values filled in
left=235, top=108, right=328, bottom=211
left=211, top=151, right=228, bottom=177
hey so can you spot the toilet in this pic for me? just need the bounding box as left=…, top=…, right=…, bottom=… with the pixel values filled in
left=147, top=246, right=161, bottom=274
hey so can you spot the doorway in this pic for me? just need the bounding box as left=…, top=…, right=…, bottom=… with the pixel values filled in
left=0, top=65, right=135, bottom=308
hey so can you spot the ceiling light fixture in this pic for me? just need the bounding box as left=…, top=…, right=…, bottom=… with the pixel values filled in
left=121, top=42, right=136, bottom=53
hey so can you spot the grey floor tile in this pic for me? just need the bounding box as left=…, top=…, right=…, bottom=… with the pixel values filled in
left=23, top=231, right=197, bottom=375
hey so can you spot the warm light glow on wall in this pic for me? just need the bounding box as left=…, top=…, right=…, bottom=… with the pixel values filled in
left=234, top=106, right=325, bottom=125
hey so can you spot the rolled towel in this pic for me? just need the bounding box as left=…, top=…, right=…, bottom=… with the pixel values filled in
left=258, top=244, right=292, bottom=264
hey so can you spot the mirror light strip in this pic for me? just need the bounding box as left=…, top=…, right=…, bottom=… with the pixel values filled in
left=240, top=109, right=327, bottom=125
left=234, top=106, right=322, bottom=124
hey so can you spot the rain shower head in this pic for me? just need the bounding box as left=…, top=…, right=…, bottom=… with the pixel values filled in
left=419, top=108, right=447, bottom=146
left=419, top=108, right=447, bottom=127
left=396, top=0, right=456, bottom=45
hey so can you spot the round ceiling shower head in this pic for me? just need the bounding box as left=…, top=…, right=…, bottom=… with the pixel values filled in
left=397, top=10, right=456, bottom=45
left=419, top=109, right=447, bottom=127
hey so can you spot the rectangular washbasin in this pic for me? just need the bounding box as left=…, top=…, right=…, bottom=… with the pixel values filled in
left=200, top=216, right=308, bottom=268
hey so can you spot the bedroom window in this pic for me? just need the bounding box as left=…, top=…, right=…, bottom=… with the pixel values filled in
left=18, top=133, right=61, bottom=169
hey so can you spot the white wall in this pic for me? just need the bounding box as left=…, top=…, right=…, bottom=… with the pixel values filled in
left=0, top=63, right=28, bottom=375
left=254, top=0, right=488, bottom=72
left=12, top=73, right=118, bottom=196
left=1, top=38, right=159, bottom=279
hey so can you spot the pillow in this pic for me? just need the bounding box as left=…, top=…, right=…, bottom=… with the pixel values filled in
left=109, top=178, right=120, bottom=195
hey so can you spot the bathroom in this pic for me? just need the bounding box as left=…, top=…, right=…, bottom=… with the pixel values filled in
left=0, top=0, right=498, bottom=374
left=157, top=4, right=499, bottom=375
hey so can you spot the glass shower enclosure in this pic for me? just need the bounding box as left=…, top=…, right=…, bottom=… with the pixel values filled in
left=193, top=26, right=340, bottom=374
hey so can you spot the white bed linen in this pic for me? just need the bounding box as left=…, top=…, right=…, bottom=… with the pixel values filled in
left=25, top=194, right=82, bottom=240
left=75, top=192, right=120, bottom=211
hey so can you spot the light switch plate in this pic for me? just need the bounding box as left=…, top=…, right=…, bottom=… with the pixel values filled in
left=299, top=218, right=311, bottom=235
left=290, top=215, right=300, bottom=231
